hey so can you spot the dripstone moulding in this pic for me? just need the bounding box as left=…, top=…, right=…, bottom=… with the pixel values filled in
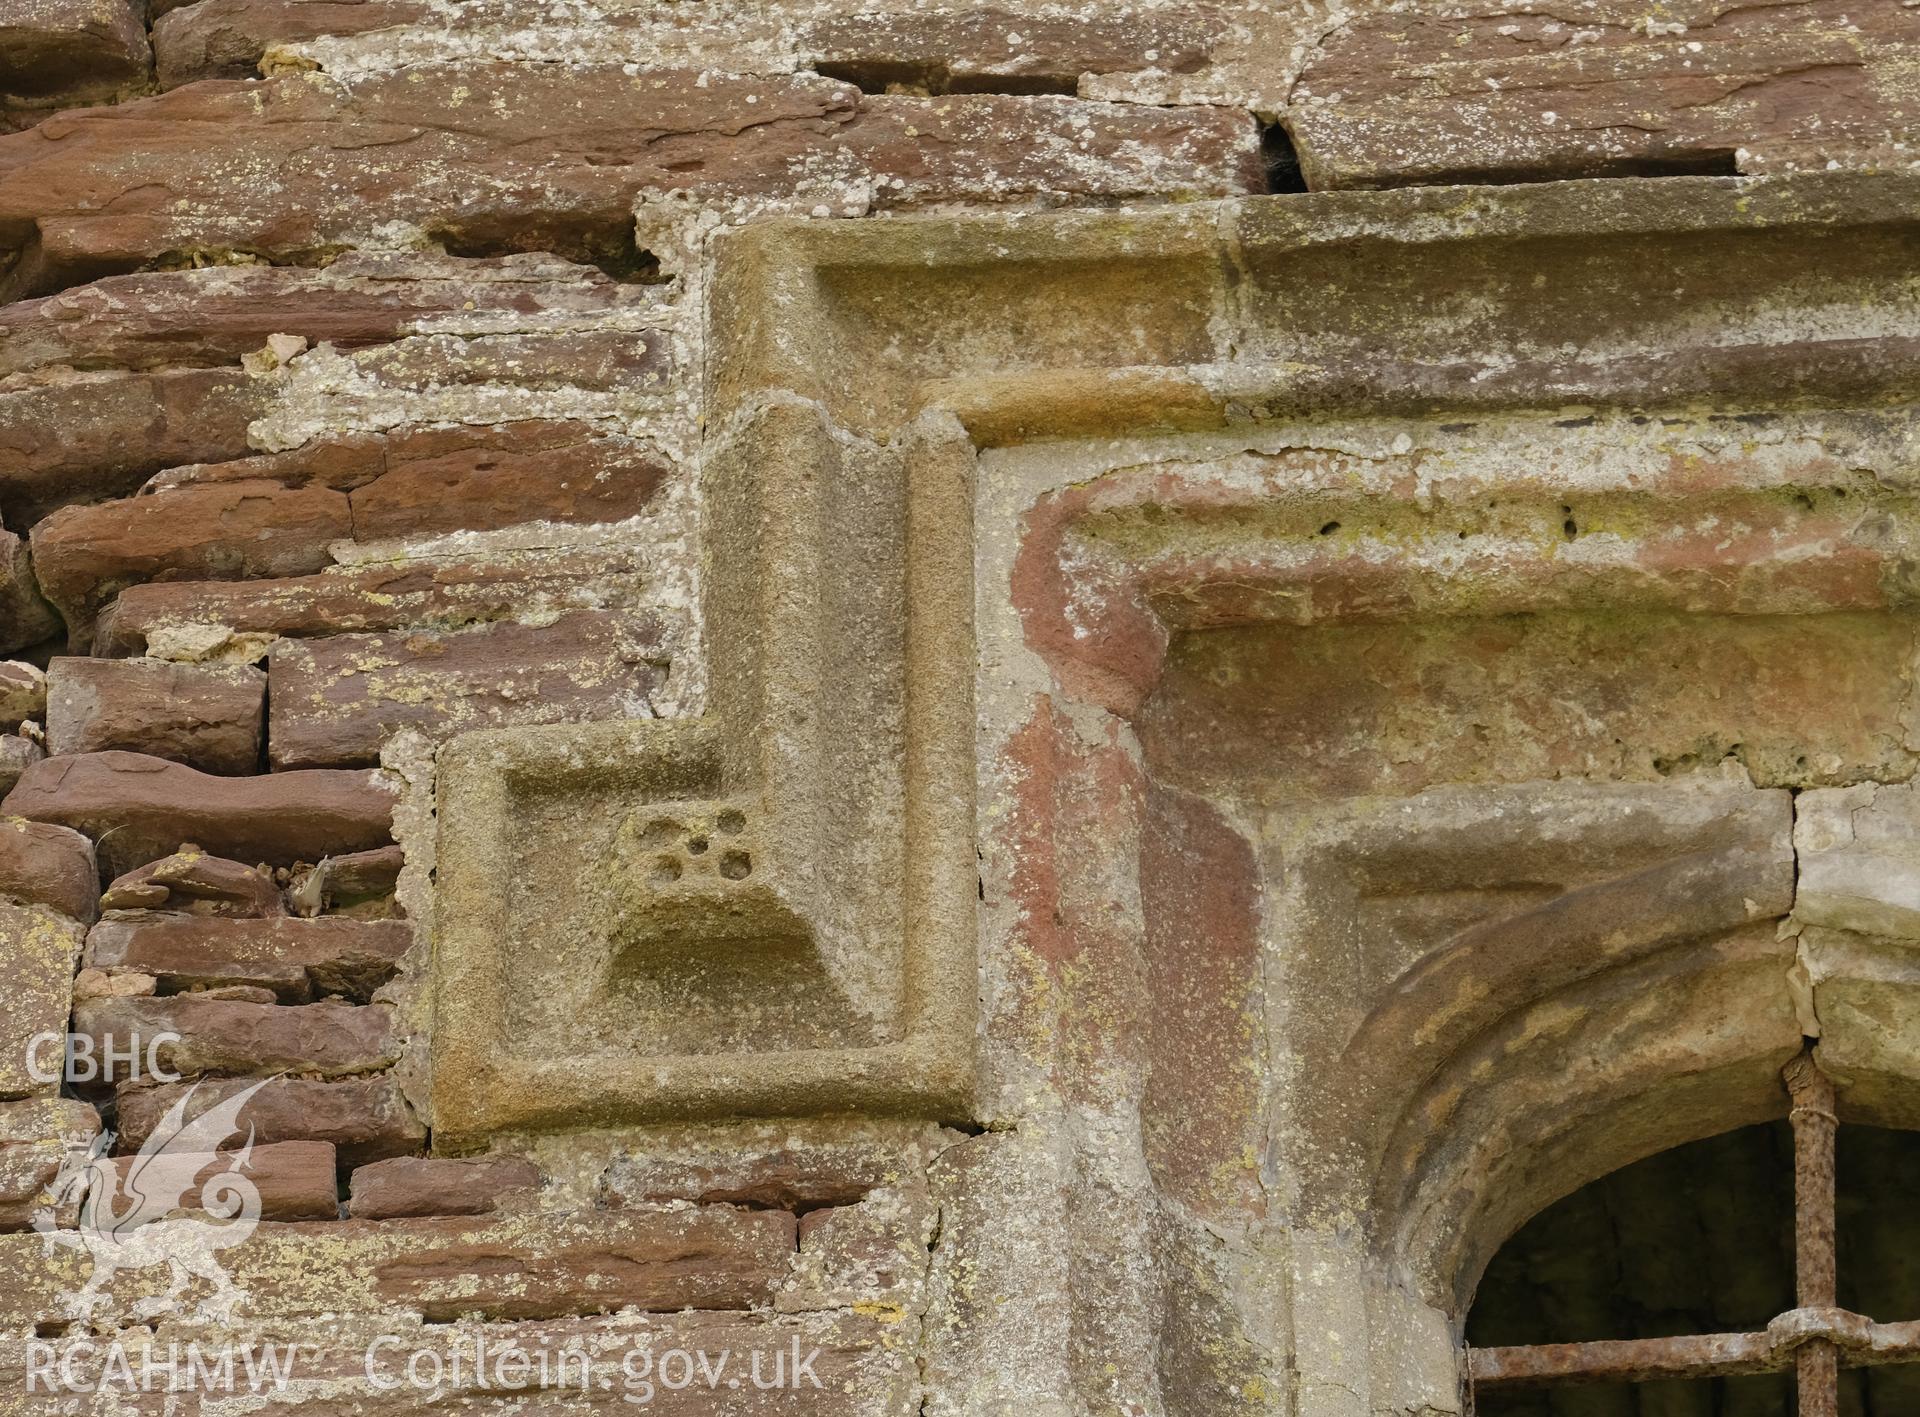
left=432, top=170, right=1920, bottom=1160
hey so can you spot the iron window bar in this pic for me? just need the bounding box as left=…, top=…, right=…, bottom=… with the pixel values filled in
left=1465, top=1050, right=1920, bottom=1416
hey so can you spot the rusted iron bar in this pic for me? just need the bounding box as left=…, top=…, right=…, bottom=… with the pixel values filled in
left=1469, top=1313, right=1920, bottom=1389
left=1469, top=1331, right=1778, bottom=1387
left=1787, top=1050, right=1840, bottom=1417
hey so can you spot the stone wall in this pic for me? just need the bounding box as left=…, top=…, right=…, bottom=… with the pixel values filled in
left=0, top=1, right=1918, bottom=1414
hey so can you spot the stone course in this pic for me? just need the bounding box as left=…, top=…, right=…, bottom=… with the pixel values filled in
left=116, top=1073, right=423, bottom=1168
left=0, top=815, right=96, bottom=920
left=99, top=847, right=284, bottom=915
left=47, top=656, right=264, bottom=772
left=0, top=1096, right=98, bottom=1230
left=86, top=913, right=409, bottom=1000
left=348, top=1155, right=541, bottom=1220
left=2, top=750, right=395, bottom=873
left=267, top=610, right=668, bottom=768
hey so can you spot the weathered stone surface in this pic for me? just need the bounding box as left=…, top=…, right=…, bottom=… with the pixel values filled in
left=269, top=611, right=668, bottom=768
left=72, top=995, right=397, bottom=1081
left=31, top=480, right=352, bottom=642
left=2, top=751, right=395, bottom=874
left=0, top=108, right=1915, bottom=1415
left=201, top=983, right=280, bottom=1002
left=103, top=1139, right=340, bottom=1222
left=921, top=1129, right=1075, bottom=1411
left=0, top=0, right=148, bottom=104
left=72, top=965, right=154, bottom=998
left=1139, top=781, right=1265, bottom=1219
left=0, top=253, right=666, bottom=376
left=47, top=657, right=265, bottom=773
left=348, top=1155, right=541, bottom=1220
left=0, top=369, right=263, bottom=527
left=94, top=549, right=653, bottom=657
left=1250, top=780, right=1799, bottom=1305
left=337, top=330, right=671, bottom=398
left=800, top=6, right=1224, bottom=92
left=117, top=1072, right=422, bottom=1166
left=1796, top=782, right=1920, bottom=937
left=0, top=67, right=1260, bottom=294
left=1142, top=611, right=1920, bottom=799
left=293, top=843, right=404, bottom=915
left=0, top=815, right=96, bottom=920
left=0, top=660, right=43, bottom=728
left=154, top=420, right=672, bottom=541
left=0, top=1206, right=798, bottom=1325
left=0, top=1097, right=98, bottom=1231
left=367, top=1207, right=798, bottom=1320
left=0, top=899, right=85, bottom=1098
left=86, top=914, right=410, bottom=1001
left=0, top=523, right=60, bottom=652
left=155, top=0, right=431, bottom=86
left=99, top=848, right=284, bottom=916
left=0, top=733, right=40, bottom=795
left=778, top=1185, right=933, bottom=1315
left=598, top=1125, right=935, bottom=1211
left=1291, top=0, right=1920, bottom=188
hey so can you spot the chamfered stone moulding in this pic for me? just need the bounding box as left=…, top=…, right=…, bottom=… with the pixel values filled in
left=430, top=164, right=1920, bottom=1235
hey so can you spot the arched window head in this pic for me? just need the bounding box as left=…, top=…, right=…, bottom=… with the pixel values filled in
left=1467, top=1050, right=1920, bottom=1416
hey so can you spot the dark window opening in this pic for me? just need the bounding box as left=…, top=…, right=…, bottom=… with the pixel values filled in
left=1465, top=1054, right=1920, bottom=1415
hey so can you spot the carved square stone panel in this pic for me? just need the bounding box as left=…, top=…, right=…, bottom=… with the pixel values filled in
left=433, top=170, right=1920, bottom=1172
left=431, top=404, right=980, bottom=1145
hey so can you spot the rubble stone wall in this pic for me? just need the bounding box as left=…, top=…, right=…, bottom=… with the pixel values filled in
left=0, top=1, right=1916, bottom=1414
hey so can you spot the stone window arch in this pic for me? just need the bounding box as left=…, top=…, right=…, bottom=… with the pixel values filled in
left=1462, top=1052, right=1920, bottom=1414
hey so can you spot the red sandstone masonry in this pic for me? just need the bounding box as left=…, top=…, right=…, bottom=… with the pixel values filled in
left=0, top=735, right=40, bottom=795
left=32, top=481, right=352, bottom=643
left=117, top=1073, right=423, bottom=1167
left=0, top=1097, right=98, bottom=1231
left=0, top=256, right=667, bottom=377
left=2, top=751, right=395, bottom=874
left=34, top=432, right=671, bottom=644
left=599, top=1138, right=901, bottom=1211
left=348, top=1155, right=542, bottom=1220
left=72, top=995, right=398, bottom=1081
left=0, top=816, right=96, bottom=920
left=0, top=1207, right=799, bottom=1323
left=799, top=6, right=1226, bottom=91
left=100, top=849, right=285, bottom=916
left=0, top=369, right=264, bottom=527
left=0, top=0, right=149, bottom=117
left=0, top=898, right=85, bottom=1099
left=298, top=844, right=404, bottom=912
left=1291, top=0, right=1920, bottom=187
left=0, top=67, right=1261, bottom=296
left=149, top=1, right=1231, bottom=92
left=93, top=551, right=654, bottom=656
left=153, top=421, right=673, bottom=541
left=47, top=657, right=265, bottom=774
left=267, top=611, right=670, bottom=768
left=0, top=660, right=42, bottom=726
left=0, top=524, right=58, bottom=653
left=86, top=914, right=410, bottom=1001
left=348, top=429, right=670, bottom=539
left=102, top=1139, right=340, bottom=1222
left=154, top=0, right=433, bottom=86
